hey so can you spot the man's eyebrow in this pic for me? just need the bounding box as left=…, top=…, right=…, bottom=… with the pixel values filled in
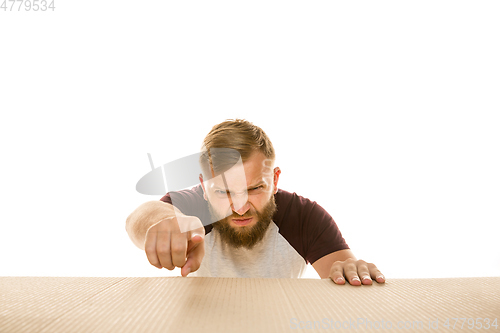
left=212, top=185, right=227, bottom=191
left=213, top=181, right=266, bottom=192
left=247, top=181, right=266, bottom=189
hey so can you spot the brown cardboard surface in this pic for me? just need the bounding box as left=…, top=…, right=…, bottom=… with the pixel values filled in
left=1, top=276, right=499, bottom=332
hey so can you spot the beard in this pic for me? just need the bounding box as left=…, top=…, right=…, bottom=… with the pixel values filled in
left=208, top=195, right=277, bottom=249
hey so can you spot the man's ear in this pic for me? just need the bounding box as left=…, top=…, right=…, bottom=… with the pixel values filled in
left=199, top=174, right=208, bottom=200
left=273, top=167, right=281, bottom=194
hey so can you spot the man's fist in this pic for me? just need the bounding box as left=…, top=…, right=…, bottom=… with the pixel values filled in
left=145, top=215, right=205, bottom=277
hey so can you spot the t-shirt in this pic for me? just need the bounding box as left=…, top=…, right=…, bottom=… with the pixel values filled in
left=160, top=185, right=349, bottom=278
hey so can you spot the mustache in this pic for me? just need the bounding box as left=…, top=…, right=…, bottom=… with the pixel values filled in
left=228, top=210, right=255, bottom=220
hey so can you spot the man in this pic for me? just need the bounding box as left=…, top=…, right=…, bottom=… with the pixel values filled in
left=126, top=119, right=385, bottom=285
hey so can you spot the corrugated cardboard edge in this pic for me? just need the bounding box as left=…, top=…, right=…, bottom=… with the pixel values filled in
left=1, top=277, right=499, bottom=332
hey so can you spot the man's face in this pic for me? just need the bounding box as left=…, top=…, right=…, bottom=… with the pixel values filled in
left=201, top=151, right=280, bottom=248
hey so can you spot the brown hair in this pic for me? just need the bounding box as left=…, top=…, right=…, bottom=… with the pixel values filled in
left=200, top=119, right=275, bottom=177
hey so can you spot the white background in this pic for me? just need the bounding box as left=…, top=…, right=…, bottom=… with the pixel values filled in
left=1, top=1, right=499, bottom=279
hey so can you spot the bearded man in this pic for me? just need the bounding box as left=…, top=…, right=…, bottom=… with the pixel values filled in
left=126, top=119, right=385, bottom=285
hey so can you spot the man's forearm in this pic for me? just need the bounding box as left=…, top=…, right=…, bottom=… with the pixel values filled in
left=125, top=201, right=179, bottom=249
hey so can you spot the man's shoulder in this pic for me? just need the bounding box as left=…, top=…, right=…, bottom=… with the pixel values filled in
left=275, top=188, right=316, bottom=208
left=273, top=188, right=320, bottom=226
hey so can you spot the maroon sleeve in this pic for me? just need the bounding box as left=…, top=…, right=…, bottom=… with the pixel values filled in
left=273, top=189, right=349, bottom=264
left=159, top=185, right=213, bottom=234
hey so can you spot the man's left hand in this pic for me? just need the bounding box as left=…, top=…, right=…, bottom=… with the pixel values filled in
left=329, top=258, right=385, bottom=286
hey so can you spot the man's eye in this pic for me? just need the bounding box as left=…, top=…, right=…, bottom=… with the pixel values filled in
left=249, top=186, right=264, bottom=192
left=215, top=190, right=227, bottom=195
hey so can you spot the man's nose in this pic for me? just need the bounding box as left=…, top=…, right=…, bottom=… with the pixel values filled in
left=229, top=192, right=250, bottom=215
left=232, top=202, right=251, bottom=215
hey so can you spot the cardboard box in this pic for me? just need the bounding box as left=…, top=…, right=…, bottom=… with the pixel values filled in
left=1, top=276, right=499, bottom=332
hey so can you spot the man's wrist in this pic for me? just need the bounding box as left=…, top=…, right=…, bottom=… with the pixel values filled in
left=126, top=201, right=179, bottom=249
